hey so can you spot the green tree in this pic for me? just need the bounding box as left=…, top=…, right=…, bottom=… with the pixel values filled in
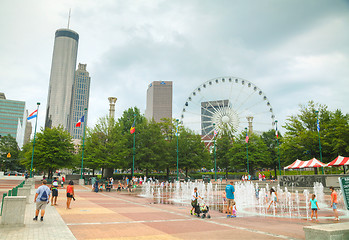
left=158, top=118, right=178, bottom=179
left=178, top=128, right=211, bottom=177
left=281, top=101, right=334, bottom=173
left=84, top=116, right=128, bottom=177
left=216, top=130, right=233, bottom=178
left=117, top=107, right=146, bottom=172
left=261, top=129, right=282, bottom=177
left=230, top=132, right=270, bottom=175
left=134, top=120, right=167, bottom=176
left=21, top=127, right=75, bottom=178
left=0, top=135, right=21, bottom=171
left=281, top=101, right=349, bottom=174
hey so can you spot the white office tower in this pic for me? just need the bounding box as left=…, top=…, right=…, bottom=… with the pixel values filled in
left=145, top=81, right=172, bottom=122
left=45, top=28, right=79, bottom=130
left=69, top=63, right=91, bottom=139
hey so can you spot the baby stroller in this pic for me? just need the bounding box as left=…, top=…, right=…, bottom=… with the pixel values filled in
left=194, top=201, right=210, bottom=219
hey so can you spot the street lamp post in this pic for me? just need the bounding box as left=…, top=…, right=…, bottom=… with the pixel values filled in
left=176, top=119, right=179, bottom=181
left=80, top=108, right=88, bottom=180
left=132, top=114, right=136, bottom=178
left=213, top=123, right=217, bottom=181
left=245, top=127, right=249, bottom=175
left=275, top=120, right=281, bottom=176
left=315, top=110, right=324, bottom=174
left=30, top=102, right=40, bottom=178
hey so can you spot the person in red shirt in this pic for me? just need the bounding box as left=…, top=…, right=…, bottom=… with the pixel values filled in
left=330, top=186, right=339, bottom=221
left=66, top=180, right=75, bottom=209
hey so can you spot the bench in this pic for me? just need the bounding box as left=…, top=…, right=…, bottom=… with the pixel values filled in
left=303, top=222, right=349, bottom=240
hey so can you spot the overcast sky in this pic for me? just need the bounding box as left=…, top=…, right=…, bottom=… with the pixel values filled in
left=1, top=0, right=348, bottom=135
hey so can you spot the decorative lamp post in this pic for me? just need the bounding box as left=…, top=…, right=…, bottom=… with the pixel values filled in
left=213, top=123, right=217, bottom=181
left=245, top=127, right=249, bottom=175
left=176, top=119, right=179, bottom=181
left=132, top=114, right=136, bottom=178
left=275, top=120, right=281, bottom=176
left=315, top=110, right=324, bottom=174
left=80, top=108, right=88, bottom=179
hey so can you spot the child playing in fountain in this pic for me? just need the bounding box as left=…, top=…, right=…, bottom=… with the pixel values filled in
left=232, top=202, right=237, bottom=217
left=267, top=188, right=278, bottom=211
left=309, top=194, right=320, bottom=221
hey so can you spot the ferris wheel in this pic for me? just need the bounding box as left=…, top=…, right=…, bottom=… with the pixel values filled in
left=180, top=76, right=275, bottom=146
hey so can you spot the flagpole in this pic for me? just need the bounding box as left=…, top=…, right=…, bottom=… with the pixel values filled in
left=213, top=123, right=217, bottom=182
left=275, top=120, right=281, bottom=176
left=245, top=127, right=249, bottom=175
left=176, top=119, right=179, bottom=181
left=132, top=114, right=136, bottom=178
left=30, top=102, right=40, bottom=178
left=80, top=108, right=87, bottom=180
left=315, top=110, right=324, bottom=174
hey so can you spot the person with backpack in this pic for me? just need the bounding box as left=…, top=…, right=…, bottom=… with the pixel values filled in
left=50, top=177, right=59, bottom=206
left=33, top=180, right=51, bottom=221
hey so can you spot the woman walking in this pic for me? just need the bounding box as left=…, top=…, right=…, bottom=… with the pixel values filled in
left=66, top=180, right=75, bottom=209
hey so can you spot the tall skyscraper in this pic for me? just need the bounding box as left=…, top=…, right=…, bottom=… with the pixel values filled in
left=69, top=63, right=91, bottom=139
left=45, top=28, right=79, bottom=130
left=145, top=81, right=172, bottom=122
left=0, top=93, right=28, bottom=148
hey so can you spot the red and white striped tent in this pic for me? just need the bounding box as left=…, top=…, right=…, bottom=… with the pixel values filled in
left=284, top=158, right=326, bottom=169
left=299, top=158, right=326, bottom=168
left=325, top=156, right=349, bottom=167
left=284, top=159, right=304, bottom=169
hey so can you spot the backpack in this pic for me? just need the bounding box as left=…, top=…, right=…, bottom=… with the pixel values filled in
left=40, top=188, right=48, bottom=201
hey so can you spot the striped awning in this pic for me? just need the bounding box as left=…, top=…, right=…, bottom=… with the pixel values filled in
left=325, top=156, right=349, bottom=167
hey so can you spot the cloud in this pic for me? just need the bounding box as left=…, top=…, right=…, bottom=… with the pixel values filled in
left=0, top=0, right=348, bottom=137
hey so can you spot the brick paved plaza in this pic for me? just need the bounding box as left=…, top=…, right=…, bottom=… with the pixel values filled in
left=1, top=176, right=348, bottom=240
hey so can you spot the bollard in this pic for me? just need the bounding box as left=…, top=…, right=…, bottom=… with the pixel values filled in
left=1, top=196, right=27, bottom=226
left=79, top=179, right=85, bottom=186
left=17, top=187, right=31, bottom=203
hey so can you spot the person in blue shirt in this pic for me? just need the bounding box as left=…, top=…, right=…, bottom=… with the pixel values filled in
left=225, top=181, right=235, bottom=218
left=309, top=194, right=320, bottom=221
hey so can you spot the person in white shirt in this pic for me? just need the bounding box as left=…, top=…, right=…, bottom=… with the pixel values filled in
left=190, top=187, right=203, bottom=215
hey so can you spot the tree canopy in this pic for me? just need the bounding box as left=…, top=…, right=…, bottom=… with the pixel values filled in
left=21, top=127, right=75, bottom=178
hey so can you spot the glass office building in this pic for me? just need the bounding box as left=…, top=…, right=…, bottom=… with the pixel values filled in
left=45, top=28, right=79, bottom=130
left=69, top=63, right=91, bottom=139
left=0, top=93, right=27, bottom=148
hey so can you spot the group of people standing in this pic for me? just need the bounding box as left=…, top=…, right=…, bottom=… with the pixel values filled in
left=33, top=178, right=75, bottom=222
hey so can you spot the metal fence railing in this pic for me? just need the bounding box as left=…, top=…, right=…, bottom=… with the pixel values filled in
left=0, top=180, right=25, bottom=216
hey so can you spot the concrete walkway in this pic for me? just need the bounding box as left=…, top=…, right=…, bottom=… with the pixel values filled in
left=0, top=182, right=75, bottom=240
left=1, top=178, right=348, bottom=240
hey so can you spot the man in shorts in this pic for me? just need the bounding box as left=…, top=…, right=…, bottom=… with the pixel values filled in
left=33, top=180, right=51, bottom=221
left=225, top=181, right=235, bottom=218
left=50, top=177, right=59, bottom=205
left=330, top=186, right=339, bottom=221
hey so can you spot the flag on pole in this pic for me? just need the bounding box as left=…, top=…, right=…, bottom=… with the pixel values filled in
left=317, top=119, right=320, bottom=132
left=76, top=115, right=85, bottom=127
left=27, top=110, right=38, bottom=120
left=214, top=129, right=218, bottom=137
left=275, top=125, right=278, bottom=139
left=130, top=119, right=135, bottom=134
left=245, top=131, right=249, bottom=143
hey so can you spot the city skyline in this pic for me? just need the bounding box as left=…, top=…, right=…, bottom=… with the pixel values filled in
left=1, top=1, right=349, bottom=136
